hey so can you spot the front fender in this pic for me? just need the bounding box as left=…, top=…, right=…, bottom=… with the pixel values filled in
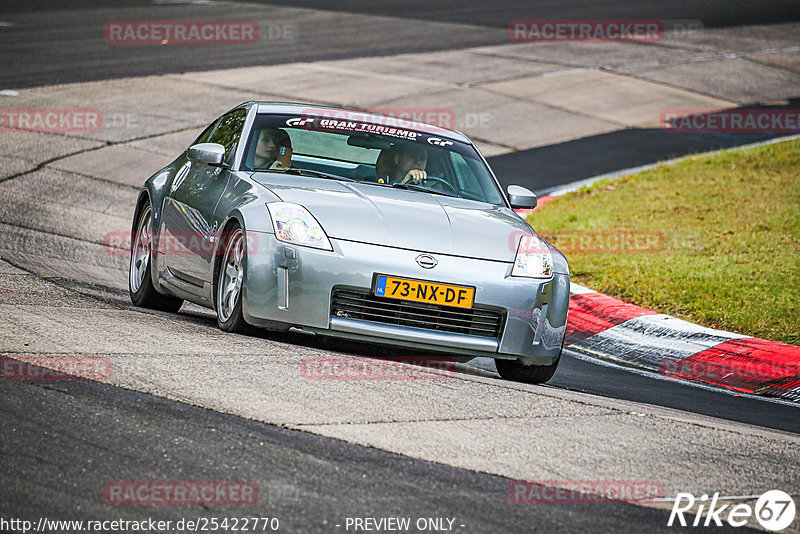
left=548, top=243, right=570, bottom=276
left=210, top=182, right=280, bottom=304
left=134, top=165, right=175, bottom=235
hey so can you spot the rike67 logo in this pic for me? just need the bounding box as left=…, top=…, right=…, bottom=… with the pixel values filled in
left=668, top=490, right=796, bottom=531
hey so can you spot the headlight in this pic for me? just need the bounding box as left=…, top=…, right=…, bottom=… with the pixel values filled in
left=511, top=234, right=552, bottom=278
left=266, top=202, right=333, bottom=251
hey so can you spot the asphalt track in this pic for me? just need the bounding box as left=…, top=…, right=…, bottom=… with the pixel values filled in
left=0, top=273, right=797, bottom=532
left=2, top=0, right=800, bottom=88
left=0, top=366, right=716, bottom=534
left=252, top=0, right=800, bottom=29
left=1, top=1, right=799, bottom=533
left=2, top=0, right=798, bottom=192
left=489, top=110, right=800, bottom=193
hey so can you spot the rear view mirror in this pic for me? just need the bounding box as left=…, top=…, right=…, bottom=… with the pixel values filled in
left=188, top=143, right=226, bottom=166
left=507, top=185, right=538, bottom=209
left=347, top=135, right=392, bottom=150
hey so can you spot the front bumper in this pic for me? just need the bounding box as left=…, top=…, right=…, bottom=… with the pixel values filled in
left=242, top=231, right=569, bottom=365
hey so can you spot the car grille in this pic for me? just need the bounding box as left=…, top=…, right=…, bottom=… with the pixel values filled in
left=331, top=287, right=504, bottom=339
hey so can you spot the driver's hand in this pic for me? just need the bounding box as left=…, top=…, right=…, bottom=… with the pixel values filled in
left=401, top=169, right=427, bottom=184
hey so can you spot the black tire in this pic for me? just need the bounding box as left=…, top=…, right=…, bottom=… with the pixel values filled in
left=129, top=203, right=184, bottom=312
left=215, top=224, right=251, bottom=333
left=495, top=348, right=561, bottom=384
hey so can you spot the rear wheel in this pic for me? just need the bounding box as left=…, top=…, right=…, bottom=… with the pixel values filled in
left=129, top=203, right=184, bottom=312
left=495, top=348, right=561, bottom=384
left=216, top=224, right=250, bottom=333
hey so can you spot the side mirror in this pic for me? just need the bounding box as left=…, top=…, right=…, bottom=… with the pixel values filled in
left=187, top=143, right=226, bottom=166
left=507, top=185, right=538, bottom=209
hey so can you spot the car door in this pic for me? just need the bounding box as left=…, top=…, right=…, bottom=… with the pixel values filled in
left=161, top=108, right=248, bottom=293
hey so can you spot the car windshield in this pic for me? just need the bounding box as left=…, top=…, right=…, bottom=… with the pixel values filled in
left=241, top=113, right=506, bottom=206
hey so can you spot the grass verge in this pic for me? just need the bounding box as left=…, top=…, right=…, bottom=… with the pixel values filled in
left=527, top=138, right=799, bottom=345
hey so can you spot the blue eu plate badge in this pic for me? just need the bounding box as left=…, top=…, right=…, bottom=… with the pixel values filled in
left=374, top=275, right=387, bottom=296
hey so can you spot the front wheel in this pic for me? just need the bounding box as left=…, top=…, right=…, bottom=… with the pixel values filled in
left=129, top=203, right=184, bottom=312
left=495, top=350, right=561, bottom=384
left=216, top=225, right=250, bottom=333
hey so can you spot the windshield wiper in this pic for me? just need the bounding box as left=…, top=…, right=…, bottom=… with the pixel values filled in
left=391, top=182, right=458, bottom=197
left=284, top=168, right=355, bottom=182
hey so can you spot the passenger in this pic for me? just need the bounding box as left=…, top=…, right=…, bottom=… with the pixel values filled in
left=253, top=128, right=293, bottom=169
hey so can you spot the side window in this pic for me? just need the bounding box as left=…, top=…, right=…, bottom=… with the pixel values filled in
left=209, top=108, right=248, bottom=164
left=192, top=120, right=218, bottom=146
left=450, top=152, right=480, bottom=195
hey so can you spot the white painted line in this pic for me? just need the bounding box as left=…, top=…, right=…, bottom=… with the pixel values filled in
left=570, top=314, right=747, bottom=370
left=0, top=89, right=19, bottom=96
left=0, top=22, right=15, bottom=28
left=568, top=282, right=597, bottom=295
left=632, top=313, right=746, bottom=341
left=545, top=162, right=663, bottom=197
left=564, top=348, right=800, bottom=408
left=540, top=133, right=800, bottom=197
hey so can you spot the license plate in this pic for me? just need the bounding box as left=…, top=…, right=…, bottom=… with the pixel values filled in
left=373, top=274, right=475, bottom=309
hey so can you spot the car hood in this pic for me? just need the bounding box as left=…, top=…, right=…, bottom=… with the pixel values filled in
left=252, top=173, right=533, bottom=262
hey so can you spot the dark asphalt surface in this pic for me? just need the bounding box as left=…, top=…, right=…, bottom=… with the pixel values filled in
left=2, top=0, right=797, bottom=193
left=1, top=2, right=798, bottom=532
left=251, top=0, right=800, bottom=29
left=491, top=99, right=800, bottom=194
left=2, top=0, right=799, bottom=88
left=0, top=365, right=762, bottom=534
left=552, top=351, right=800, bottom=434
left=0, top=0, right=506, bottom=89
left=491, top=129, right=792, bottom=195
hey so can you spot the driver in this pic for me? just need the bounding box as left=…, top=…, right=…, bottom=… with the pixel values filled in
left=388, top=143, right=428, bottom=184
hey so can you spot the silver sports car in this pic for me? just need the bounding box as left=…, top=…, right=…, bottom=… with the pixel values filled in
left=129, top=102, right=570, bottom=383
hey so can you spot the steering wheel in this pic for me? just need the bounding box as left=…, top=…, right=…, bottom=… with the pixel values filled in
left=421, top=176, right=458, bottom=194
